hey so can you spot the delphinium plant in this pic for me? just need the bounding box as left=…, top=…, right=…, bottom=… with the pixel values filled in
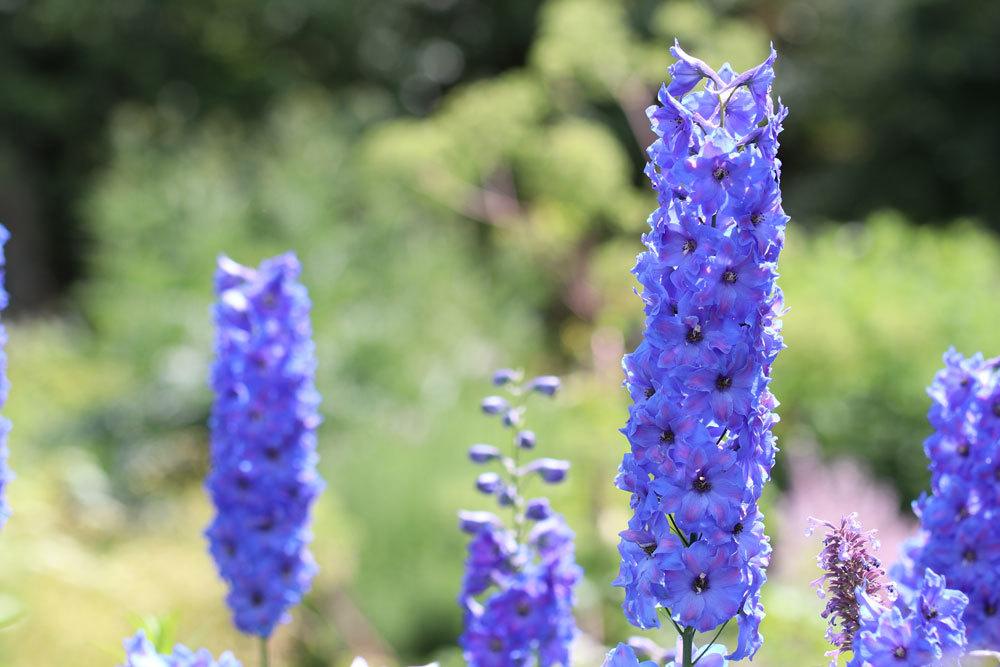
left=0, top=224, right=10, bottom=528
left=458, top=370, right=581, bottom=666
left=120, top=631, right=242, bottom=667
left=894, top=349, right=1000, bottom=650
left=206, top=253, right=324, bottom=666
left=608, top=42, right=787, bottom=665
left=811, top=514, right=968, bottom=666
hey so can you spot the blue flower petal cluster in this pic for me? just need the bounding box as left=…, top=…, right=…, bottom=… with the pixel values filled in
left=849, top=569, right=968, bottom=667
left=894, top=348, right=1000, bottom=650
left=0, top=224, right=10, bottom=527
left=601, top=639, right=728, bottom=667
left=206, top=253, right=324, bottom=637
left=120, top=631, right=241, bottom=667
left=615, top=42, right=786, bottom=659
left=459, top=371, right=581, bottom=666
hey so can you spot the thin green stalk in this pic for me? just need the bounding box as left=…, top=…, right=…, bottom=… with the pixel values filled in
left=681, top=626, right=696, bottom=667
left=694, top=618, right=730, bottom=664
left=259, top=637, right=270, bottom=667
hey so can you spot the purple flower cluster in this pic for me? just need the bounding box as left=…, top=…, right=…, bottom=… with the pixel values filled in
left=0, top=224, right=10, bottom=528
left=809, top=514, right=897, bottom=662
left=206, top=253, right=324, bottom=637
left=812, top=515, right=967, bottom=666
left=894, top=348, right=1000, bottom=650
left=615, top=42, right=786, bottom=659
left=120, top=631, right=241, bottom=667
left=459, top=370, right=580, bottom=666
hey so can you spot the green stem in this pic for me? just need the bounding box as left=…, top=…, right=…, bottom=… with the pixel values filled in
left=694, top=618, right=730, bottom=664
left=259, top=637, right=270, bottom=667
left=681, top=626, right=696, bottom=667
left=667, top=513, right=691, bottom=547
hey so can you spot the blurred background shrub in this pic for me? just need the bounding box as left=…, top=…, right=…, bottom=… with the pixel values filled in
left=0, top=0, right=998, bottom=665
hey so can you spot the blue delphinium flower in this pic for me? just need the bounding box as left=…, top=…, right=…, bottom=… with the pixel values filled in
left=615, top=42, right=786, bottom=661
left=893, top=348, right=1000, bottom=651
left=812, top=515, right=968, bottom=666
left=459, top=370, right=581, bottom=666
left=121, top=631, right=241, bottom=667
left=602, top=637, right=728, bottom=667
left=206, top=253, right=324, bottom=639
left=0, top=224, right=11, bottom=528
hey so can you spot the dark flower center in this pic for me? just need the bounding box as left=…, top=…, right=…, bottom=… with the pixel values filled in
left=516, top=601, right=531, bottom=617
left=712, top=166, right=727, bottom=182
left=693, top=471, right=712, bottom=493
left=956, top=442, right=970, bottom=457
left=251, top=590, right=264, bottom=606
left=645, top=386, right=656, bottom=399
left=682, top=239, right=697, bottom=254
left=661, top=429, right=675, bottom=444
left=732, top=522, right=744, bottom=536
left=641, top=542, right=657, bottom=556
left=686, top=325, right=704, bottom=344
left=963, top=548, right=978, bottom=563
left=692, top=572, right=709, bottom=593
left=722, top=270, right=738, bottom=284
left=490, top=639, right=503, bottom=653
left=265, top=447, right=281, bottom=461
left=993, top=400, right=1000, bottom=418
left=985, top=601, right=998, bottom=616
left=893, top=647, right=907, bottom=659
left=716, top=375, right=732, bottom=391
left=750, top=213, right=764, bottom=225
left=923, top=605, right=938, bottom=620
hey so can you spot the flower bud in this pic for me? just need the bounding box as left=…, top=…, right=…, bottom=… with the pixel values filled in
left=516, top=430, right=536, bottom=449
left=525, top=498, right=552, bottom=520
left=468, top=444, right=501, bottom=463
left=481, top=396, right=508, bottom=415
left=458, top=510, right=500, bottom=534
left=492, top=368, right=518, bottom=386
left=475, top=472, right=502, bottom=494
left=529, top=458, right=570, bottom=484
left=528, top=375, right=560, bottom=396
left=501, top=408, right=521, bottom=427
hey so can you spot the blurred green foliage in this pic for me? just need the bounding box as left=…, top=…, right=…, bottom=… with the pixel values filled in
left=1, top=0, right=999, bottom=665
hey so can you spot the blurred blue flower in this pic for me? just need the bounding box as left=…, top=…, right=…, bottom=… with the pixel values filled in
left=205, top=253, right=323, bottom=638
left=121, top=631, right=241, bottom=667
left=459, top=371, right=580, bottom=666
left=894, top=348, right=1000, bottom=649
left=0, top=224, right=11, bottom=528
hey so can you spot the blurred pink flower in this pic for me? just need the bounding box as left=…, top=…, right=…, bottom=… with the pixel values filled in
left=773, top=442, right=917, bottom=581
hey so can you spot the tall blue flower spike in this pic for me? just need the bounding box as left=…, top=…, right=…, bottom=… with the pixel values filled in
left=0, top=224, right=11, bottom=528
left=459, top=370, right=581, bottom=666
left=615, top=42, right=787, bottom=663
left=894, top=348, right=1000, bottom=651
left=206, top=253, right=324, bottom=640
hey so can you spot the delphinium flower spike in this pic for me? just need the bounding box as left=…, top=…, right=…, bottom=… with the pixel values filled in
left=811, top=514, right=968, bottom=666
left=120, top=630, right=242, bottom=667
left=459, top=369, right=581, bottom=666
left=0, top=224, right=11, bottom=528
left=206, top=253, right=324, bottom=656
left=610, top=42, right=785, bottom=665
left=893, top=348, right=1000, bottom=652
